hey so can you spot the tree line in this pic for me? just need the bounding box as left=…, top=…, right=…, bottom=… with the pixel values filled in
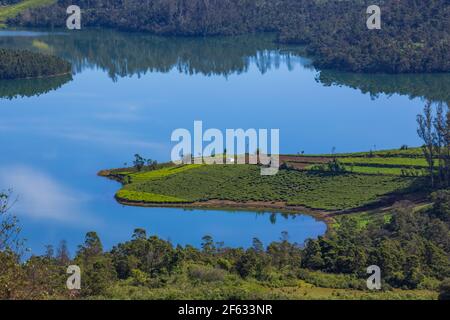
left=8, top=0, right=450, bottom=73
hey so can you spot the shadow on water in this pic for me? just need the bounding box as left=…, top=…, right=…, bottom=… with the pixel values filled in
left=181, top=207, right=308, bottom=226
left=316, top=70, right=450, bottom=103
left=0, top=74, right=73, bottom=100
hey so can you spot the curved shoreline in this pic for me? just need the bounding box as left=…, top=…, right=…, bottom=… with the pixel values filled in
left=99, top=159, right=430, bottom=230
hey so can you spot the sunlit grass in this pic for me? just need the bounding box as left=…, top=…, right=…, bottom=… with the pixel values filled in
left=32, top=39, right=52, bottom=52
left=127, top=164, right=203, bottom=182
left=116, top=190, right=187, bottom=203
left=0, top=0, right=56, bottom=26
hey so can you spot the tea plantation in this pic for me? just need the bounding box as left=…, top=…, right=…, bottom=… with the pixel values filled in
left=116, top=164, right=420, bottom=211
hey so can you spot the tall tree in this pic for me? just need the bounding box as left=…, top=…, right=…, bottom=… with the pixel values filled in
left=77, top=231, right=103, bottom=260
left=417, top=101, right=436, bottom=187
left=0, top=190, right=22, bottom=253
left=56, top=240, right=71, bottom=265
left=433, top=103, right=446, bottom=185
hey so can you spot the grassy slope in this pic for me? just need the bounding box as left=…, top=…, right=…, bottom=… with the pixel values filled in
left=103, top=148, right=432, bottom=211
left=105, top=279, right=437, bottom=300
left=0, top=0, right=55, bottom=26
left=111, top=163, right=420, bottom=211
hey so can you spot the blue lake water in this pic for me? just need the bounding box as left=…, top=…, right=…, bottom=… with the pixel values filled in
left=0, top=29, right=448, bottom=255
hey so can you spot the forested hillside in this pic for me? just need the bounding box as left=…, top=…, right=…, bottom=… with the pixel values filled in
left=0, top=0, right=55, bottom=25
left=6, top=0, right=450, bottom=73
left=279, top=0, right=450, bottom=73
left=0, top=48, right=71, bottom=79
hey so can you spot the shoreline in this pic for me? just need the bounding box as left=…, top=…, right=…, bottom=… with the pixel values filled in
left=113, top=193, right=429, bottom=226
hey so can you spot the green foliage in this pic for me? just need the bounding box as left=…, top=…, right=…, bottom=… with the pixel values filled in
left=303, top=196, right=450, bottom=289
left=430, top=189, right=450, bottom=222
left=279, top=0, right=450, bottom=73
left=297, top=269, right=365, bottom=290
left=342, top=166, right=427, bottom=177
left=0, top=48, right=71, bottom=79
left=116, top=190, right=187, bottom=203
left=0, top=249, right=69, bottom=299
left=0, top=0, right=56, bottom=25
left=0, top=190, right=22, bottom=252
left=127, top=164, right=202, bottom=183
left=2, top=201, right=448, bottom=300
left=439, top=278, right=450, bottom=300
left=9, top=0, right=450, bottom=73
left=115, top=164, right=419, bottom=210
left=309, top=158, right=347, bottom=173
left=339, top=157, right=432, bottom=168
left=74, top=232, right=117, bottom=297
left=295, top=147, right=439, bottom=177
left=290, top=148, right=425, bottom=159
left=188, top=264, right=226, bottom=283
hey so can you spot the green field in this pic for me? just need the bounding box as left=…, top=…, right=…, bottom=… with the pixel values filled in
left=307, top=164, right=427, bottom=176
left=345, top=166, right=426, bottom=176
left=114, top=164, right=421, bottom=211
left=0, top=0, right=55, bottom=26
left=338, top=157, right=432, bottom=168
left=291, top=147, right=424, bottom=158
left=290, top=147, right=434, bottom=177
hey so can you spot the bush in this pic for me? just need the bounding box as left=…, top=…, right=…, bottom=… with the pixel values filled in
left=438, top=278, right=450, bottom=300
left=188, top=264, right=226, bottom=283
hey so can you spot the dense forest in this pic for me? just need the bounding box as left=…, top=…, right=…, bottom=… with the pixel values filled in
left=7, top=0, right=450, bottom=73
left=303, top=191, right=450, bottom=288
left=278, top=0, right=450, bottom=73
left=0, top=48, right=71, bottom=79
left=0, top=189, right=449, bottom=299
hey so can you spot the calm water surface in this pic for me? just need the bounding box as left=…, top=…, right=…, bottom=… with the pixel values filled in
left=1, top=29, right=448, bottom=255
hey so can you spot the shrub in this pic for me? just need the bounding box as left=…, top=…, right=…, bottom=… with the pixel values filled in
left=438, top=278, right=450, bottom=300
left=188, top=264, right=226, bottom=283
